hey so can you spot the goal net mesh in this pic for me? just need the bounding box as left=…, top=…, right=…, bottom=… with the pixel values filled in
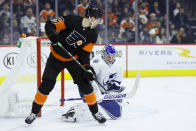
left=0, top=37, right=64, bottom=117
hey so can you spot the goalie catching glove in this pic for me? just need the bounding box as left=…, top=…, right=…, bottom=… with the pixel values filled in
left=106, top=82, right=125, bottom=93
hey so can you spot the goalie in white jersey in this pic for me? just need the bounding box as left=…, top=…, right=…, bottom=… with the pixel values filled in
left=62, top=44, right=125, bottom=122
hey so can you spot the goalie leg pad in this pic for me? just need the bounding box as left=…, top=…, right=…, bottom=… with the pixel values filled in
left=74, top=103, right=93, bottom=121
left=62, top=103, right=93, bottom=122
left=99, top=100, right=122, bottom=119
left=62, top=106, right=76, bottom=122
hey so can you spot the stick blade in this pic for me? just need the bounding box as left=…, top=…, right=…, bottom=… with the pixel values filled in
left=129, top=72, right=141, bottom=98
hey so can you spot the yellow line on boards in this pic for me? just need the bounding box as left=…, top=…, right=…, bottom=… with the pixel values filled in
left=124, top=69, right=196, bottom=77
left=1, top=69, right=196, bottom=85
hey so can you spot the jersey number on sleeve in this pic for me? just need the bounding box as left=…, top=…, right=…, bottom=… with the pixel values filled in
left=51, top=17, right=66, bottom=32
left=50, top=17, right=64, bottom=24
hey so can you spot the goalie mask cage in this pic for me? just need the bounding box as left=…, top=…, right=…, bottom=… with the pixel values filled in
left=0, top=37, right=65, bottom=117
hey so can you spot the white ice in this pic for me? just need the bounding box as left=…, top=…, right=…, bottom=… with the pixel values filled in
left=0, top=76, right=196, bottom=131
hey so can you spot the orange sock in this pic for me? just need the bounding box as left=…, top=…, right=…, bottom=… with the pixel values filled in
left=84, top=92, right=97, bottom=105
left=34, top=90, right=48, bottom=105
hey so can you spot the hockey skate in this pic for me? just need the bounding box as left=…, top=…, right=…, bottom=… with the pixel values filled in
left=92, top=112, right=107, bottom=123
left=25, top=113, right=37, bottom=124
left=61, top=107, right=76, bottom=122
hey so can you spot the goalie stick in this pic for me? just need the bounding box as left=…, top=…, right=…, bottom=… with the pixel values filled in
left=61, top=93, right=127, bottom=101
left=128, top=72, right=140, bottom=98
left=57, top=42, right=140, bottom=103
left=60, top=72, right=141, bottom=102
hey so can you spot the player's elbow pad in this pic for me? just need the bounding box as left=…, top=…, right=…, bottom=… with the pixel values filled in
left=45, top=20, right=55, bottom=35
left=45, top=21, right=59, bottom=44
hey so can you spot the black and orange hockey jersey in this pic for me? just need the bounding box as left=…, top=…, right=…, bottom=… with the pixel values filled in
left=45, top=15, right=98, bottom=65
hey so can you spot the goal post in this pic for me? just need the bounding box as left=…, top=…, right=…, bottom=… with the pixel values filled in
left=36, top=37, right=65, bottom=107
left=0, top=37, right=65, bottom=117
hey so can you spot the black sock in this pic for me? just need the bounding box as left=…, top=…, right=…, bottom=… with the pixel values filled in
left=31, top=101, right=43, bottom=114
left=88, top=102, right=98, bottom=114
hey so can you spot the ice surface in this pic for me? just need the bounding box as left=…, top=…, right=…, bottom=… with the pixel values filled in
left=0, top=76, right=196, bottom=131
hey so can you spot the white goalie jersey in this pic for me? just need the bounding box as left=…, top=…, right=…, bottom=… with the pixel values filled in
left=90, top=54, right=123, bottom=94
left=62, top=44, right=130, bottom=122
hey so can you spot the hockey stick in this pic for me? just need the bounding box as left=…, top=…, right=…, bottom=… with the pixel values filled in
left=57, top=42, right=108, bottom=93
left=61, top=93, right=127, bottom=101
left=127, top=72, right=140, bottom=98
left=60, top=72, right=140, bottom=102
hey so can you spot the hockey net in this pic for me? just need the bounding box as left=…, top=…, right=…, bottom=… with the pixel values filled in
left=0, top=37, right=65, bottom=117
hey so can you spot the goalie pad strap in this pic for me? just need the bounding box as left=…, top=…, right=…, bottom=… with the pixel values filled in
left=34, top=90, right=48, bottom=105
left=84, top=92, right=96, bottom=105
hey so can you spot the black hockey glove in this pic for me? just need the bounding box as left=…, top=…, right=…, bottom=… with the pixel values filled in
left=83, top=65, right=96, bottom=81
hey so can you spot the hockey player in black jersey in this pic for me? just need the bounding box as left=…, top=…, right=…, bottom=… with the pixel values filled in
left=25, top=5, right=106, bottom=124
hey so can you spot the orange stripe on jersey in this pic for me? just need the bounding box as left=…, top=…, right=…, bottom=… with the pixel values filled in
left=82, top=43, right=95, bottom=53
left=53, top=18, right=66, bottom=32
left=34, top=90, right=48, bottom=105
left=50, top=45, right=79, bottom=61
left=84, top=92, right=97, bottom=105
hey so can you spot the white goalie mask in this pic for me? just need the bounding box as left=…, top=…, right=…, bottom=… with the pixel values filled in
left=101, top=44, right=116, bottom=65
